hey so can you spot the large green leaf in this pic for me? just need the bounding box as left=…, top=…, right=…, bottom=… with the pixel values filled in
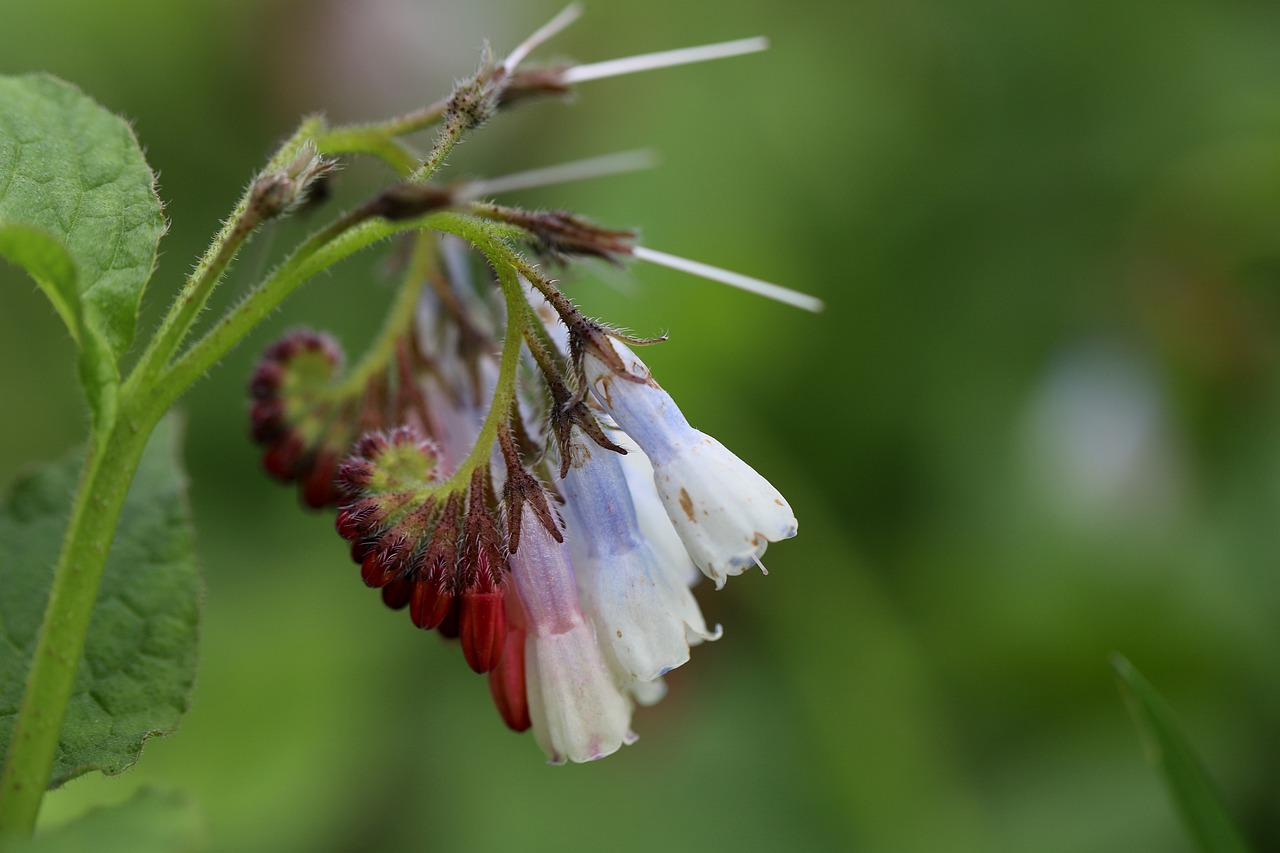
left=1113, top=655, right=1253, bottom=853
left=12, top=786, right=204, bottom=853
left=0, top=222, right=119, bottom=427
left=0, top=415, right=200, bottom=787
left=0, top=73, right=165, bottom=362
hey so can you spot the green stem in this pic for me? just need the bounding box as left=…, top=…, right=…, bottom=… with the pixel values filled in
left=329, top=232, right=434, bottom=400
left=324, top=100, right=447, bottom=146
left=0, top=404, right=158, bottom=834
left=314, top=98, right=451, bottom=175
left=130, top=119, right=324, bottom=387
left=426, top=239, right=526, bottom=494
left=148, top=211, right=448, bottom=413
left=409, top=95, right=480, bottom=184
left=314, top=129, right=418, bottom=176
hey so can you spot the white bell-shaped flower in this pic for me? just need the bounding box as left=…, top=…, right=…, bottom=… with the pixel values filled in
left=611, top=429, right=703, bottom=588
left=509, top=505, right=635, bottom=764
left=561, top=430, right=719, bottom=687
left=584, top=338, right=797, bottom=588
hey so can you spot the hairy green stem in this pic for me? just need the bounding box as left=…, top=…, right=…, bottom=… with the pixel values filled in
left=424, top=237, right=526, bottom=495
left=130, top=118, right=325, bottom=387
left=329, top=232, right=434, bottom=400
left=0, top=403, right=158, bottom=834
left=323, top=100, right=447, bottom=147
left=149, top=211, right=448, bottom=412
left=315, top=130, right=418, bottom=176
left=315, top=98, right=452, bottom=176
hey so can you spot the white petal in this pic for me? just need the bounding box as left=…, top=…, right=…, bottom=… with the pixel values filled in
left=584, top=339, right=797, bottom=586
left=510, top=506, right=635, bottom=764
left=627, top=676, right=668, bottom=707
left=561, top=435, right=717, bottom=685
left=653, top=433, right=797, bottom=588
left=613, top=430, right=696, bottom=584
left=524, top=625, right=635, bottom=763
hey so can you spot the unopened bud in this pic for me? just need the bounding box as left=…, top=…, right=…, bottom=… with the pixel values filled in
left=250, top=143, right=339, bottom=220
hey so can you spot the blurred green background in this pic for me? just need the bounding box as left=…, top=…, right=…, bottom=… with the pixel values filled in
left=4, top=0, right=1280, bottom=850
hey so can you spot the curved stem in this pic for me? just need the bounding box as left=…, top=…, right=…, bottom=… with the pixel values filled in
left=329, top=232, right=434, bottom=400
left=314, top=129, right=418, bottom=176
left=323, top=100, right=448, bottom=146
left=426, top=239, right=527, bottom=494
left=148, top=210, right=449, bottom=414
left=129, top=119, right=325, bottom=389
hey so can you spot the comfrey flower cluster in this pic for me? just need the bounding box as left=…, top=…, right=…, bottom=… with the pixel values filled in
left=247, top=6, right=817, bottom=763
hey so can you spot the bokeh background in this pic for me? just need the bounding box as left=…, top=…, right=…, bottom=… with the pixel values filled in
left=4, top=0, right=1280, bottom=850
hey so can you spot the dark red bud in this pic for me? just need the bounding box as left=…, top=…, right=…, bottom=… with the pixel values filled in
left=487, top=619, right=530, bottom=732
left=335, top=506, right=363, bottom=541
left=336, top=498, right=385, bottom=542
left=389, top=425, right=421, bottom=447
left=359, top=550, right=392, bottom=588
left=249, top=362, right=286, bottom=400
left=455, top=476, right=507, bottom=672
left=350, top=538, right=375, bottom=564
left=381, top=576, right=413, bottom=610
left=354, top=432, right=389, bottom=460
left=292, top=329, right=341, bottom=362
left=360, top=536, right=409, bottom=588
left=262, top=337, right=297, bottom=363
left=409, top=574, right=454, bottom=630
left=250, top=399, right=286, bottom=442
left=460, top=588, right=506, bottom=674
left=436, top=603, right=461, bottom=639
left=262, top=434, right=307, bottom=480
left=336, top=458, right=376, bottom=495
left=301, top=451, right=341, bottom=508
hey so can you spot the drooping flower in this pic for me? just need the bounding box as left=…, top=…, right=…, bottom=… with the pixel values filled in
left=582, top=336, right=798, bottom=588
left=508, top=504, right=636, bottom=764
left=559, top=427, right=718, bottom=687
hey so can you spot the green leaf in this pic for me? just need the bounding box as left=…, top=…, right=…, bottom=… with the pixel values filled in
left=12, top=786, right=204, bottom=853
left=0, top=73, right=166, bottom=362
left=0, top=415, right=200, bottom=787
left=1112, top=654, right=1253, bottom=853
left=0, top=222, right=119, bottom=428
left=0, top=223, right=81, bottom=344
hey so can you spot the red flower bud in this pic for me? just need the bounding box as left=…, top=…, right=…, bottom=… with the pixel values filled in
left=262, top=434, right=307, bottom=481
left=460, top=586, right=505, bottom=674
left=407, top=494, right=460, bottom=629
left=487, top=608, right=530, bottom=732
left=409, top=573, right=454, bottom=630
left=381, top=576, right=413, bottom=610
left=302, top=450, right=341, bottom=509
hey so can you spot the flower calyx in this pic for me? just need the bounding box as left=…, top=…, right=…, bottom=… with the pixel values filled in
left=498, top=425, right=563, bottom=553
left=475, top=205, right=635, bottom=265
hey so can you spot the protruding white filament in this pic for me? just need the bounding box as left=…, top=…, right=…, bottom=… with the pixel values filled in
left=632, top=245, right=825, bottom=313
left=563, top=37, right=769, bottom=85
left=503, top=3, right=584, bottom=73
left=460, top=149, right=658, bottom=199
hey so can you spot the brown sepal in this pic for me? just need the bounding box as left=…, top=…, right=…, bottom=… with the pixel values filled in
left=498, top=430, right=562, bottom=552
left=551, top=400, right=625, bottom=478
